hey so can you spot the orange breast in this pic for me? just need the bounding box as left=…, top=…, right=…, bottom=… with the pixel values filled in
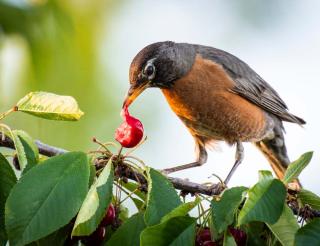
left=161, top=55, right=270, bottom=144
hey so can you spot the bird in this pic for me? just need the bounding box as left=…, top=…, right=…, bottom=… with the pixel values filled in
left=122, top=41, right=305, bottom=184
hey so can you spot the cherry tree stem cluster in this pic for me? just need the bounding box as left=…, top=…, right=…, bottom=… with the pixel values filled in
left=0, top=132, right=319, bottom=218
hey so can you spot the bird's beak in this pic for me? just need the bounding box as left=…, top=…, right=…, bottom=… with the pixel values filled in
left=122, top=82, right=149, bottom=108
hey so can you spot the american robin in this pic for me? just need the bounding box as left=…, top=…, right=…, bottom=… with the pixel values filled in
left=123, top=41, right=305, bottom=184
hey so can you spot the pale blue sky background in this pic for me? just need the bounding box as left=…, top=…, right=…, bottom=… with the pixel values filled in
left=104, top=1, right=319, bottom=193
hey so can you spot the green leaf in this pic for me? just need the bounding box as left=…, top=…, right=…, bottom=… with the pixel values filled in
left=10, top=130, right=37, bottom=171
left=5, top=152, right=89, bottom=246
left=118, top=205, right=129, bottom=222
left=161, top=197, right=201, bottom=223
left=295, top=218, right=320, bottom=246
left=238, top=178, right=286, bottom=225
left=88, top=162, right=96, bottom=187
left=283, top=152, right=313, bottom=184
left=72, top=158, right=114, bottom=236
left=27, top=223, right=72, bottom=246
left=258, top=170, right=273, bottom=181
left=121, top=181, right=146, bottom=210
left=245, top=222, right=267, bottom=246
left=132, top=197, right=145, bottom=211
left=122, top=181, right=146, bottom=201
left=223, top=229, right=237, bottom=246
left=10, top=130, right=26, bottom=170
left=0, top=153, right=17, bottom=246
left=211, top=187, right=247, bottom=239
left=144, top=168, right=182, bottom=226
left=106, top=212, right=146, bottom=246
left=16, top=91, right=84, bottom=121
left=297, top=189, right=320, bottom=210
left=140, top=216, right=196, bottom=246
left=13, top=130, right=39, bottom=174
left=267, top=205, right=299, bottom=246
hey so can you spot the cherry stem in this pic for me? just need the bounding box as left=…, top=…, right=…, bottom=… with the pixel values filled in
left=123, top=155, right=147, bottom=169
left=0, top=108, right=16, bottom=121
left=96, top=154, right=115, bottom=176
left=119, top=188, right=140, bottom=205
left=197, top=204, right=202, bottom=225
left=87, top=150, right=110, bottom=155
left=208, top=173, right=225, bottom=186
left=113, top=181, right=131, bottom=203
left=116, top=146, right=123, bottom=163
left=197, top=193, right=213, bottom=203
left=123, top=160, right=148, bottom=180
left=114, top=147, right=124, bottom=208
left=92, top=137, right=114, bottom=154
left=201, top=209, right=212, bottom=228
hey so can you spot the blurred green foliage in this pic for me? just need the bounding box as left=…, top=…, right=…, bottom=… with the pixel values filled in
left=0, top=0, right=121, bottom=150
left=0, top=0, right=296, bottom=153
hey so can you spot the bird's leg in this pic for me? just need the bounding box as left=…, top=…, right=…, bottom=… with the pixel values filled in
left=161, top=143, right=207, bottom=174
left=224, top=141, right=244, bottom=184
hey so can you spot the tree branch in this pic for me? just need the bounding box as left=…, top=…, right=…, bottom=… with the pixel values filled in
left=0, top=132, right=223, bottom=196
left=1, top=132, right=319, bottom=218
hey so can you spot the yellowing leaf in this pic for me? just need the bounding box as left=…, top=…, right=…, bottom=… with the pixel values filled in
left=72, top=159, right=114, bottom=236
left=10, top=130, right=39, bottom=172
left=16, top=91, right=84, bottom=121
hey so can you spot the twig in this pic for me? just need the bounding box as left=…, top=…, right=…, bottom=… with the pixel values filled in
left=0, top=132, right=223, bottom=195
left=0, top=132, right=319, bottom=218
left=0, top=132, right=68, bottom=157
left=288, top=200, right=320, bottom=218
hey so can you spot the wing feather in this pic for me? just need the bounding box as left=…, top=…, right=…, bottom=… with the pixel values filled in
left=195, top=45, right=305, bottom=125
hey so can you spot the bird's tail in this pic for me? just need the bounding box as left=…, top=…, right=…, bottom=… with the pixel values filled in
left=254, top=121, right=301, bottom=187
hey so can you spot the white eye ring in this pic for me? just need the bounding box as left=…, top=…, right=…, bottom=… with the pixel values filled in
left=143, top=59, right=156, bottom=80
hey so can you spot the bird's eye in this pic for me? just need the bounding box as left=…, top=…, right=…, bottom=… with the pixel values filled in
left=143, top=63, right=156, bottom=79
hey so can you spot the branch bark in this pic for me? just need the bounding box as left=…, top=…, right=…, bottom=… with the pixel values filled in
left=0, top=132, right=223, bottom=196
left=0, top=132, right=319, bottom=218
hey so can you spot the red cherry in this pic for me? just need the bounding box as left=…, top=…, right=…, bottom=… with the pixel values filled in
left=198, top=228, right=211, bottom=241
left=12, top=154, right=20, bottom=170
left=83, top=226, right=105, bottom=245
left=229, top=227, right=247, bottom=246
left=203, top=241, right=217, bottom=246
left=100, top=204, right=116, bottom=226
left=115, top=107, right=144, bottom=148
left=196, top=228, right=212, bottom=245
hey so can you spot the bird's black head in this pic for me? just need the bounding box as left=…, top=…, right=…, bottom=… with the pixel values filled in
left=123, top=41, right=196, bottom=107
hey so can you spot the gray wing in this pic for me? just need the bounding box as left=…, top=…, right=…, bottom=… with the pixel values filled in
left=195, top=45, right=305, bottom=125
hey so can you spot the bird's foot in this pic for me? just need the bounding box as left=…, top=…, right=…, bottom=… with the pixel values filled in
left=208, top=173, right=227, bottom=188
left=224, top=141, right=244, bottom=184
left=209, top=182, right=225, bottom=195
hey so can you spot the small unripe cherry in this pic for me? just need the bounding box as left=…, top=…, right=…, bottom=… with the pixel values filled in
left=115, top=106, right=144, bottom=148
left=100, top=204, right=116, bottom=226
